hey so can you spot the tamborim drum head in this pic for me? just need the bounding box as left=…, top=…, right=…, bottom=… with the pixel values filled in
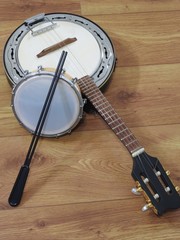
left=12, top=71, right=84, bottom=137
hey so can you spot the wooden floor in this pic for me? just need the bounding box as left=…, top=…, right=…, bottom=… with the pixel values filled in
left=0, top=1, right=180, bottom=239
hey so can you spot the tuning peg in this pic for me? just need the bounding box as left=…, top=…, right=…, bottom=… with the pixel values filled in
left=166, top=170, right=170, bottom=176
left=175, top=186, right=180, bottom=192
left=165, top=186, right=171, bottom=193
left=155, top=171, right=161, bottom=177
left=142, top=202, right=153, bottom=212
left=141, top=193, right=159, bottom=212
left=143, top=178, right=149, bottom=184
left=153, top=193, right=159, bottom=200
left=131, top=186, right=142, bottom=195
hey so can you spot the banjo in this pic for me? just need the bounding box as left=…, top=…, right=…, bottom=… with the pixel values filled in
left=3, top=13, right=116, bottom=137
left=3, top=12, right=116, bottom=87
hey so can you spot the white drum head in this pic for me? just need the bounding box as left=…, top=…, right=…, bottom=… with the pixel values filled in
left=4, top=13, right=116, bottom=87
left=12, top=72, right=83, bottom=137
left=18, top=21, right=101, bottom=79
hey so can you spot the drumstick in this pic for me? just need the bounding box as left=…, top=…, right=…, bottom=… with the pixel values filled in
left=37, top=37, right=77, bottom=58
left=8, top=51, right=68, bottom=207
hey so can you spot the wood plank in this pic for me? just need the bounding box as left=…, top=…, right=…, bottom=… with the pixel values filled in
left=82, top=0, right=180, bottom=15
left=0, top=125, right=179, bottom=209
left=0, top=199, right=179, bottom=240
left=0, top=0, right=81, bottom=21
left=87, top=11, right=180, bottom=67
left=0, top=1, right=180, bottom=239
left=105, top=64, right=180, bottom=127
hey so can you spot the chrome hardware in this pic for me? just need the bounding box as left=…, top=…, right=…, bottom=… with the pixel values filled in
left=83, top=98, right=87, bottom=105
left=25, top=13, right=45, bottom=25
left=72, top=78, right=78, bottom=84
left=142, top=202, right=153, bottom=212
left=37, top=66, right=43, bottom=72
left=25, top=13, right=56, bottom=36
left=131, top=187, right=142, bottom=195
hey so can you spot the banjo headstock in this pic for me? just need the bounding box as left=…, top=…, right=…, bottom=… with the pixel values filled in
left=77, top=76, right=180, bottom=216
left=131, top=152, right=180, bottom=215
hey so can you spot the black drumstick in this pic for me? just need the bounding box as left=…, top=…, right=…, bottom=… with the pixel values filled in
left=8, top=51, right=68, bottom=207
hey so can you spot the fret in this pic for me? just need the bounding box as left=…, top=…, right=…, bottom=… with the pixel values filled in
left=104, top=113, right=118, bottom=121
left=77, top=76, right=143, bottom=154
left=91, top=96, right=104, bottom=104
left=116, top=127, right=129, bottom=136
left=84, top=87, right=99, bottom=97
left=98, top=104, right=114, bottom=113
left=106, top=118, right=122, bottom=126
left=102, top=113, right=120, bottom=125
left=116, top=130, right=126, bottom=136
left=92, top=95, right=102, bottom=104
left=106, top=114, right=121, bottom=124
left=126, top=141, right=137, bottom=148
left=125, top=140, right=140, bottom=153
left=121, top=133, right=133, bottom=141
left=109, top=119, right=122, bottom=126
left=93, top=99, right=108, bottom=108
left=112, top=122, right=124, bottom=130
left=123, top=137, right=137, bottom=147
left=98, top=104, right=117, bottom=117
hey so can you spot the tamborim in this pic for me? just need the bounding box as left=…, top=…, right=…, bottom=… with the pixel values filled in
left=11, top=71, right=84, bottom=137
left=3, top=13, right=116, bottom=87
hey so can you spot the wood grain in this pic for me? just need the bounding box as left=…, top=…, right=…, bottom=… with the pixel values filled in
left=81, top=0, right=180, bottom=15
left=0, top=1, right=179, bottom=239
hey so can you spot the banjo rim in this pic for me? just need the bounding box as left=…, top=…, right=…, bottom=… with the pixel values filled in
left=3, top=12, right=116, bottom=88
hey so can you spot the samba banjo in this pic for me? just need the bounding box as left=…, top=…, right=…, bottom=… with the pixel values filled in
left=3, top=13, right=116, bottom=137
left=3, top=12, right=116, bottom=87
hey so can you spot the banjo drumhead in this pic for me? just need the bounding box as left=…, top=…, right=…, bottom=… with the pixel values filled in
left=3, top=13, right=116, bottom=87
left=12, top=71, right=84, bottom=137
left=18, top=21, right=101, bottom=80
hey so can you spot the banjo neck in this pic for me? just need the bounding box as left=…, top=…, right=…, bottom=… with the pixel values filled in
left=78, top=76, right=180, bottom=216
left=78, top=75, right=144, bottom=157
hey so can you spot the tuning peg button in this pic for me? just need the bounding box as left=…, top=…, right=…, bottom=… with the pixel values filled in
left=155, top=171, right=161, bottom=177
left=166, top=170, right=170, bottom=176
left=175, top=186, right=180, bottom=192
left=142, top=203, right=153, bottom=212
left=165, top=187, right=171, bottom=193
left=143, top=178, right=149, bottom=184
left=131, top=187, right=142, bottom=195
left=154, top=193, right=159, bottom=200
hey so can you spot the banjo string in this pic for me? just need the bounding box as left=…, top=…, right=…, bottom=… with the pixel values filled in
left=39, top=21, right=90, bottom=77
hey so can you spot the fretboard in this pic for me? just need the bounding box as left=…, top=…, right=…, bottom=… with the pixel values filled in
left=78, top=76, right=143, bottom=155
